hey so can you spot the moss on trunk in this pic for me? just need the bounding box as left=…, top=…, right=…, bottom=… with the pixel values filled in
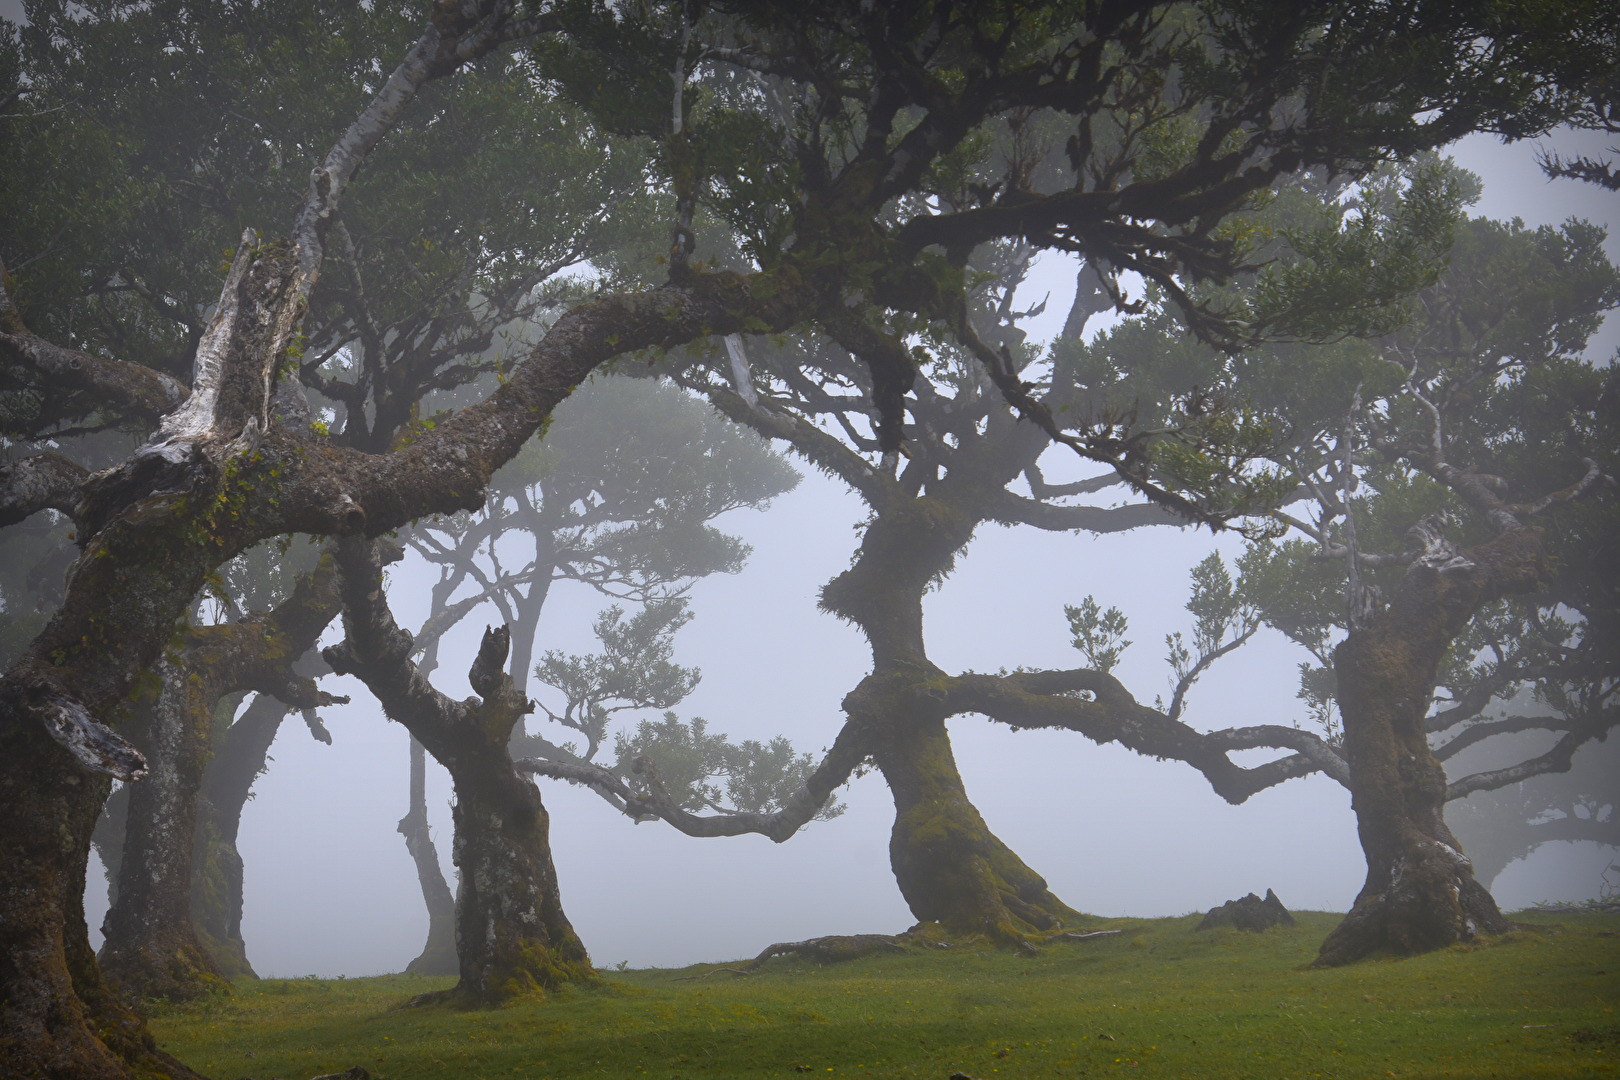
left=437, top=747, right=593, bottom=1004
left=1316, top=529, right=1542, bottom=966
left=99, top=659, right=230, bottom=1004
left=851, top=669, right=1079, bottom=944
left=0, top=707, right=203, bottom=1080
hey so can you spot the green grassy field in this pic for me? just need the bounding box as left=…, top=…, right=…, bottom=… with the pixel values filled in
left=149, top=911, right=1619, bottom=1080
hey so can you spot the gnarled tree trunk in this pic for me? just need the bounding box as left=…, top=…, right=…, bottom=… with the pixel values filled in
left=821, top=489, right=1081, bottom=945
left=853, top=671, right=1079, bottom=943
left=325, top=538, right=592, bottom=1004
left=1315, top=529, right=1542, bottom=966
left=441, top=722, right=588, bottom=1000
left=0, top=710, right=200, bottom=1080
left=878, top=731, right=1080, bottom=943
left=99, top=560, right=341, bottom=1001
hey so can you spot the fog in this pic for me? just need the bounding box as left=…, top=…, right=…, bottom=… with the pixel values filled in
left=72, top=130, right=1618, bottom=977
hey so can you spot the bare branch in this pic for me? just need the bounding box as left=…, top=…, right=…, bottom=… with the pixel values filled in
left=1446, top=723, right=1615, bottom=800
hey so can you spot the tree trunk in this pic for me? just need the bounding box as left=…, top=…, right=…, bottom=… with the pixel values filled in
left=438, top=732, right=590, bottom=1003
left=1315, top=529, right=1541, bottom=966
left=401, top=735, right=458, bottom=977
left=0, top=706, right=201, bottom=1080
left=852, top=670, right=1079, bottom=943
left=325, top=546, right=593, bottom=1005
left=822, top=491, right=1081, bottom=946
left=98, top=659, right=230, bottom=1004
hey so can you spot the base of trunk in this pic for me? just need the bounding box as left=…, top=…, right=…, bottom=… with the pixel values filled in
left=1315, top=841, right=1514, bottom=966
left=98, top=929, right=230, bottom=1005
left=440, top=754, right=594, bottom=1006
left=404, top=926, right=459, bottom=978
left=192, top=832, right=258, bottom=981
left=0, top=714, right=203, bottom=1080
left=879, top=710, right=1080, bottom=944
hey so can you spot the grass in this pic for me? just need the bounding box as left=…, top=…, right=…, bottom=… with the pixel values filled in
left=149, top=910, right=1620, bottom=1080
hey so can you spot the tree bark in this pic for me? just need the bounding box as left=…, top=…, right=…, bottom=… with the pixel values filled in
left=1315, top=528, right=1542, bottom=966
left=95, top=552, right=341, bottom=1002
left=0, top=710, right=201, bottom=1080
left=193, top=690, right=295, bottom=979
left=401, top=735, right=458, bottom=977
left=848, top=668, right=1080, bottom=943
left=441, top=715, right=588, bottom=1002
left=324, top=538, right=591, bottom=1005
left=803, top=413, right=1085, bottom=944
left=98, top=658, right=231, bottom=1004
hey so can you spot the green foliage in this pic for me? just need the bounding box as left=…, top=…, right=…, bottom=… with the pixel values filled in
left=1, top=0, right=648, bottom=441
left=1062, top=596, right=1130, bottom=674
left=1184, top=553, right=1253, bottom=659
left=148, top=911, right=1620, bottom=1080
left=614, top=714, right=841, bottom=819
left=1253, top=158, right=1472, bottom=342
left=494, top=375, right=800, bottom=593
left=533, top=591, right=836, bottom=820
left=535, top=599, right=702, bottom=756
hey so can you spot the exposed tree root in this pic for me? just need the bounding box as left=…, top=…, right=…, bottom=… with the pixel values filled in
left=677, top=923, right=1128, bottom=980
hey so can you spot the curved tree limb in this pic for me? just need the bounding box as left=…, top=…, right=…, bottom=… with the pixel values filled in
left=945, top=667, right=1330, bottom=804
left=1446, top=717, right=1619, bottom=801
left=1, top=254, right=187, bottom=437
left=517, top=718, right=868, bottom=844
left=0, top=451, right=86, bottom=527
left=986, top=489, right=1179, bottom=533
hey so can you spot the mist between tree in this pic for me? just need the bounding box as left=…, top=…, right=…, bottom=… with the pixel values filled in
left=3, top=3, right=1619, bottom=1077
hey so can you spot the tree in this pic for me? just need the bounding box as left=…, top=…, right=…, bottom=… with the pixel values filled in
left=5, top=0, right=650, bottom=1016
left=1069, top=192, right=1620, bottom=961
left=1246, top=211, right=1617, bottom=963
left=94, top=554, right=344, bottom=1003
left=540, top=185, right=1431, bottom=942
left=4, top=2, right=1616, bottom=1074
left=87, top=538, right=344, bottom=991
left=1444, top=704, right=1620, bottom=890
left=387, top=372, right=803, bottom=976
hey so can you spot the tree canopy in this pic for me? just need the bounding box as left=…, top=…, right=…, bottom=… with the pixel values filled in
left=3, top=1, right=1619, bottom=1076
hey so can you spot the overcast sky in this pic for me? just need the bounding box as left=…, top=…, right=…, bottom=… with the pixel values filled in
left=18, top=20, right=1611, bottom=975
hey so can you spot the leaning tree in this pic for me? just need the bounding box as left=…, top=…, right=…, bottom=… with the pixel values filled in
left=5, top=0, right=653, bottom=1008
left=4, top=1, right=1617, bottom=1075
left=524, top=158, right=1476, bottom=943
